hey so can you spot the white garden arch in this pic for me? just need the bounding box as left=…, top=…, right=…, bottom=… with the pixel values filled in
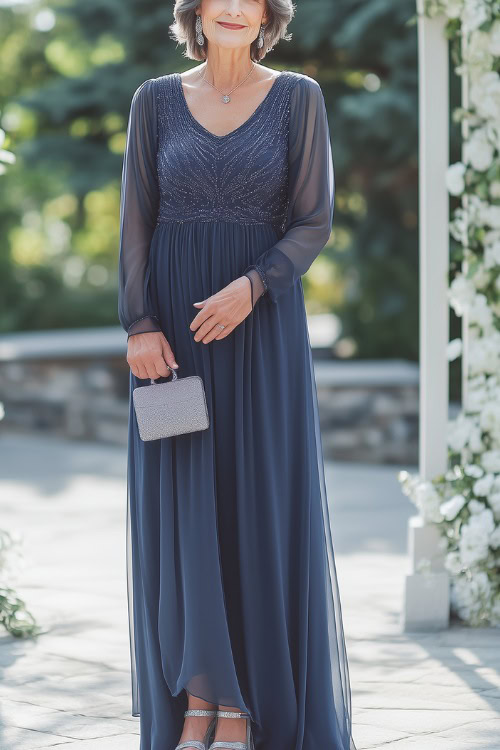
left=403, top=3, right=451, bottom=631
left=402, top=0, right=500, bottom=630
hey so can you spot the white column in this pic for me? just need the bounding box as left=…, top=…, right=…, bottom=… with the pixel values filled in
left=403, top=1, right=450, bottom=631
left=460, top=27, right=470, bottom=408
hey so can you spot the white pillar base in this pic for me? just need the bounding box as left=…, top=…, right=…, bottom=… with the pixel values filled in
left=408, top=514, right=446, bottom=572
left=403, top=571, right=450, bottom=631
left=402, top=514, right=450, bottom=631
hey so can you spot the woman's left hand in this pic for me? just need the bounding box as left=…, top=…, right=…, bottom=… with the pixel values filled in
left=190, top=276, right=253, bottom=343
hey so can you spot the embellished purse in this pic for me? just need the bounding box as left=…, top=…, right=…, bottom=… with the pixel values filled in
left=132, top=366, right=210, bottom=441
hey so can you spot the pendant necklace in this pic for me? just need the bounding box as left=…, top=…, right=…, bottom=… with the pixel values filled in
left=199, top=62, right=256, bottom=103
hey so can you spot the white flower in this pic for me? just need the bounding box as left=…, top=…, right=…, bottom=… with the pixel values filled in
left=448, top=275, right=476, bottom=316
left=445, top=551, right=463, bottom=575
left=470, top=71, right=500, bottom=121
left=490, top=526, right=500, bottom=550
left=469, top=425, right=485, bottom=455
left=464, top=30, right=494, bottom=72
left=414, top=481, right=444, bottom=523
left=486, top=204, right=500, bottom=229
left=463, top=127, right=495, bottom=171
left=488, top=492, right=500, bottom=521
left=446, top=338, right=462, bottom=361
left=471, top=264, right=491, bottom=290
left=469, top=293, right=494, bottom=329
left=451, top=571, right=491, bottom=623
left=491, top=596, right=500, bottom=626
left=466, top=383, right=488, bottom=412
left=472, top=570, right=491, bottom=597
left=484, top=238, right=500, bottom=269
left=464, top=464, right=484, bottom=478
left=485, top=374, right=499, bottom=390
left=442, top=0, right=464, bottom=19
left=469, top=336, right=500, bottom=376
left=449, top=207, right=467, bottom=243
left=473, top=473, right=495, bottom=497
left=468, top=194, right=487, bottom=225
left=446, top=162, right=466, bottom=195
left=481, top=451, right=500, bottom=474
left=450, top=578, right=471, bottom=619
left=398, top=470, right=422, bottom=500
left=459, top=520, right=490, bottom=565
left=469, top=372, right=487, bottom=389
left=473, top=507, right=495, bottom=535
left=484, top=229, right=500, bottom=248
left=463, top=0, right=489, bottom=31
left=485, top=121, right=500, bottom=151
left=468, top=499, right=485, bottom=514
left=440, top=494, right=467, bottom=520
left=447, top=413, right=475, bottom=452
left=489, top=19, right=500, bottom=56
left=480, top=402, right=500, bottom=440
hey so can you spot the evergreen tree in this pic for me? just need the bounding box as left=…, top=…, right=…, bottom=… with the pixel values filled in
left=0, top=0, right=443, bottom=362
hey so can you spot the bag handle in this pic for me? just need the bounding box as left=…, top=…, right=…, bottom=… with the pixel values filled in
left=150, top=365, right=178, bottom=385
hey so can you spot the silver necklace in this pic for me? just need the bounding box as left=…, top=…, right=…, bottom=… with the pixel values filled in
left=199, top=63, right=256, bottom=103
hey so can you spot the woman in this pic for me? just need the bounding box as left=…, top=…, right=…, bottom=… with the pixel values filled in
left=118, top=1, right=357, bottom=749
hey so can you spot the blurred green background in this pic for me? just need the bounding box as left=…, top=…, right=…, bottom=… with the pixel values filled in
left=0, top=0, right=442, bottom=361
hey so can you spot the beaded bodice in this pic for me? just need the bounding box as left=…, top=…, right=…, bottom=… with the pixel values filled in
left=155, top=71, right=301, bottom=235
left=118, top=70, right=335, bottom=335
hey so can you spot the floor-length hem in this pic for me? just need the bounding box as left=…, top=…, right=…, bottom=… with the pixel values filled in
left=121, top=69, right=357, bottom=750
left=305, top=311, right=355, bottom=749
left=125, top=286, right=356, bottom=747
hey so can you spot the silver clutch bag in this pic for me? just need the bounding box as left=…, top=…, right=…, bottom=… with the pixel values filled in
left=132, top=366, right=209, bottom=441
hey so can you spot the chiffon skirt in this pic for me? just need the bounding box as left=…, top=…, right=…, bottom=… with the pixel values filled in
left=126, top=219, right=355, bottom=750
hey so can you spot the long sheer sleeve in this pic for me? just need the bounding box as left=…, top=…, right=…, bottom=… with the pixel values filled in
left=118, top=78, right=163, bottom=338
left=243, top=76, right=335, bottom=307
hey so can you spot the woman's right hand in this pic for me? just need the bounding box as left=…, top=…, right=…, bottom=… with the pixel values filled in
left=127, top=331, right=179, bottom=380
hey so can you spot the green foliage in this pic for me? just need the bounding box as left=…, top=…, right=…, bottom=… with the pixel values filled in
left=0, top=507, right=42, bottom=638
left=0, top=584, right=43, bottom=638
left=0, top=0, right=429, bottom=360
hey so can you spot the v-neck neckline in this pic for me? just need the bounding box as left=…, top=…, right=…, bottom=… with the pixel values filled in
left=176, top=70, right=286, bottom=140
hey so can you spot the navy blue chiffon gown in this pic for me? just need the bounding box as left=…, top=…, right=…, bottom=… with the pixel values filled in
left=118, top=68, right=356, bottom=750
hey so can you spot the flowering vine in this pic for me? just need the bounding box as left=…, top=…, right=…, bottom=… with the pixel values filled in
left=399, top=1, right=500, bottom=626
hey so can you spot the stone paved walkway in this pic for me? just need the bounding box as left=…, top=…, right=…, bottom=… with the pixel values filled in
left=0, top=431, right=498, bottom=749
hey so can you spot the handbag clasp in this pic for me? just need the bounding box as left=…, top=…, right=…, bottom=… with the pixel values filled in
left=150, top=365, right=178, bottom=385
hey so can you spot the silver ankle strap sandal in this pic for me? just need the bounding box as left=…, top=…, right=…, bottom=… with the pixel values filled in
left=208, top=710, right=255, bottom=750
left=174, top=709, right=218, bottom=750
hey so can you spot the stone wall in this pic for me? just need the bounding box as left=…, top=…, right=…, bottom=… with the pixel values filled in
left=0, top=327, right=420, bottom=463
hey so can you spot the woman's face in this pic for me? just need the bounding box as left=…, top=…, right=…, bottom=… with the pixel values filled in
left=196, top=0, right=268, bottom=52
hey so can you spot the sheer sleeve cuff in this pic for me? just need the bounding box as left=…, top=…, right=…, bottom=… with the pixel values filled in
left=243, top=266, right=268, bottom=308
left=127, top=315, right=162, bottom=339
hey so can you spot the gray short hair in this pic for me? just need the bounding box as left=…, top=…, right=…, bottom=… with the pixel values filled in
left=169, top=0, right=295, bottom=62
